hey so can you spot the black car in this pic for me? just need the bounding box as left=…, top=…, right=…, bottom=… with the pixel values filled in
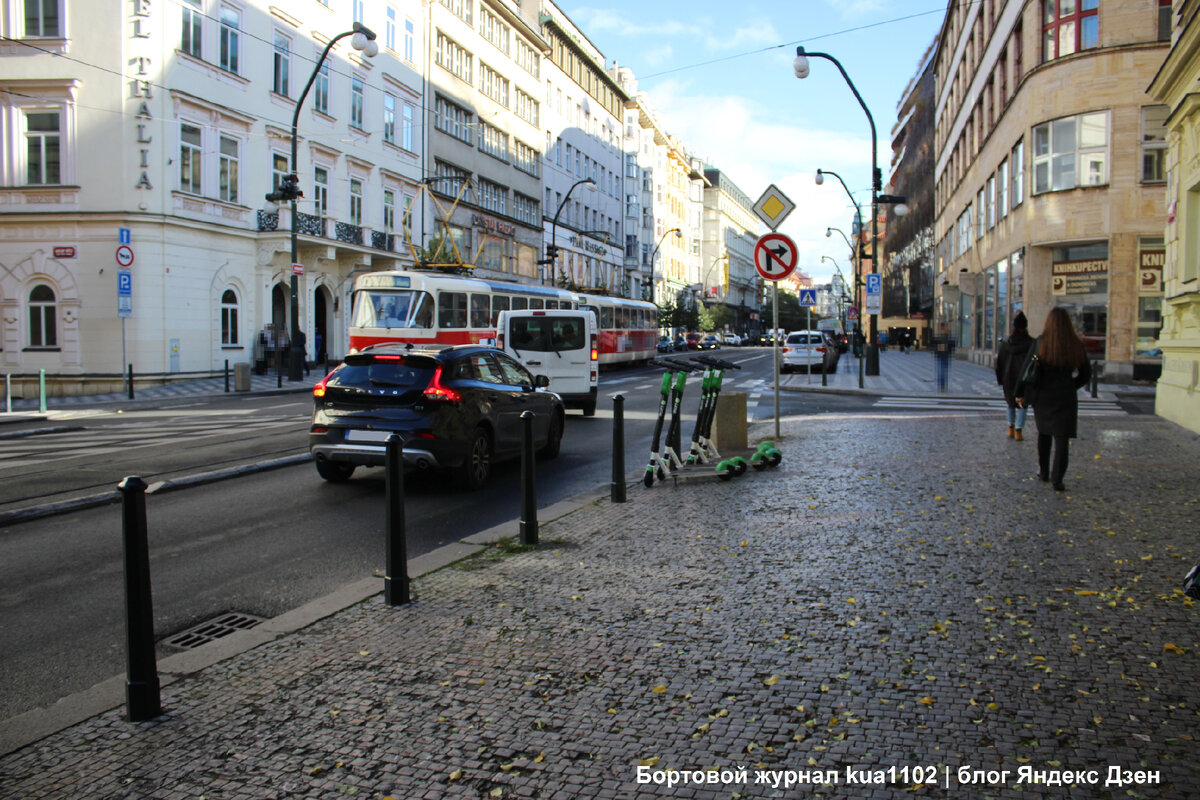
left=309, top=344, right=565, bottom=489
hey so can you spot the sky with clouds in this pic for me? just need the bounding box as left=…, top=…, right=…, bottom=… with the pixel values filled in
left=566, top=1, right=946, bottom=284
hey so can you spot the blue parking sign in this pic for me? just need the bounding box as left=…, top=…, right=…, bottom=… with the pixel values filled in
left=865, top=273, right=882, bottom=295
left=118, top=271, right=132, bottom=295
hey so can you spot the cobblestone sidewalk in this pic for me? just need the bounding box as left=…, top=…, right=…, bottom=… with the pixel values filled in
left=1, top=413, right=1196, bottom=798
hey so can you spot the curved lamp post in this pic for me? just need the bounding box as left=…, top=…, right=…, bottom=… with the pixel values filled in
left=649, top=228, right=682, bottom=307
left=542, top=177, right=595, bottom=285
left=822, top=254, right=861, bottom=388
left=797, top=48, right=908, bottom=377
left=265, top=22, right=378, bottom=382
left=702, top=252, right=728, bottom=303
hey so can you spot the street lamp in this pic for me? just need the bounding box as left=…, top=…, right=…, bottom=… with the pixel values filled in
left=796, top=47, right=906, bottom=377
left=541, top=177, right=595, bottom=285
left=265, top=22, right=378, bottom=382
left=702, top=252, right=728, bottom=303
left=649, top=227, right=682, bottom=307
left=822, top=254, right=862, bottom=388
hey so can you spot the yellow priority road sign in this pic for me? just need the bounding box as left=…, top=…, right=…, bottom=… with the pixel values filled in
left=752, top=184, right=796, bottom=231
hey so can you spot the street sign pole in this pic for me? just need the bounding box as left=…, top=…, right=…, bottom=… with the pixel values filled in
left=773, top=282, right=780, bottom=441
left=807, top=306, right=812, bottom=385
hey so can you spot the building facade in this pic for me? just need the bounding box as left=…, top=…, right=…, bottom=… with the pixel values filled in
left=932, top=0, right=1170, bottom=381
left=701, top=167, right=760, bottom=337
left=539, top=2, right=626, bottom=294
left=1, top=0, right=425, bottom=392
left=1148, top=0, right=1200, bottom=434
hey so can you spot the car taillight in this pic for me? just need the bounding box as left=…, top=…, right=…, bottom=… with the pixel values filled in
left=422, top=366, right=462, bottom=402
left=781, top=347, right=793, bottom=354
left=817, top=346, right=826, bottom=353
left=313, top=372, right=333, bottom=398
left=590, top=332, right=598, bottom=361
left=311, top=425, right=329, bottom=434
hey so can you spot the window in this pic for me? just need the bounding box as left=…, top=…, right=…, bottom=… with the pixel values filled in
left=478, top=178, right=506, bottom=215
left=219, top=6, right=240, bottom=73
left=515, top=89, right=539, bottom=126
left=440, top=0, right=472, bottom=24
left=273, top=32, right=290, bottom=96
left=513, top=192, right=538, bottom=225
left=986, top=174, right=996, bottom=230
left=433, top=160, right=471, bottom=200
left=435, top=31, right=472, bottom=83
left=350, top=179, right=363, bottom=225
left=1033, top=112, right=1108, bottom=193
left=383, top=94, right=396, bottom=144
left=181, top=0, right=202, bottom=57
left=350, top=76, right=364, bottom=129
left=1011, top=138, right=1024, bottom=206
left=314, top=60, right=330, bottom=114
left=383, top=189, right=396, bottom=231
left=480, top=63, right=509, bottom=107
left=977, top=186, right=986, bottom=239
left=402, top=103, right=414, bottom=151
left=434, top=95, right=473, bottom=144
left=1159, top=0, right=1172, bottom=41
left=221, top=289, right=239, bottom=346
left=28, top=284, right=57, bottom=348
left=404, top=19, right=415, bottom=61
left=180, top=122, right=202, bottom=194
left=1142, top=105, right=1168, bottom=183
left=272, top=152, right=289, bottom=193
left=386, top=6, right=396, bottom=50
left=479, top=122, right=508, bottom=160
left=24, top=0, right=61, bottom=37
left=1042, top=0, right=1098, bottom=62
left=313, top=166, right=329, bottom=217
left=25, top=111, right=61, bottom=185
left=218, top=134, right=239, bottom=203
left=997, top=159, right=1009, bottom=219
left=515, top=39, right=540, bottom=78
left=480, top=7, right=509, bottom=53
left=514, top=140, right=539, bottom=177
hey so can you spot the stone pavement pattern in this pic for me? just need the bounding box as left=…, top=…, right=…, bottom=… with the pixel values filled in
left=1, top=413, right=1197, bottom=799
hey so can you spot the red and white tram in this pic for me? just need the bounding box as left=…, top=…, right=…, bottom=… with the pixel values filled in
left=348, top=270, right=657, bottom=366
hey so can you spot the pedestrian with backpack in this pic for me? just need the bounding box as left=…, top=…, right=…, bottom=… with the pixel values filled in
left=995, top=311, right=1034, bottom=441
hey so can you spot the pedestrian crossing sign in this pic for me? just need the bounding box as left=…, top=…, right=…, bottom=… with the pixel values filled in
left=798, top=289, right=817, bottom=307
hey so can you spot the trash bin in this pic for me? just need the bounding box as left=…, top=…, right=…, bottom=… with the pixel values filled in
left=234, top=362, right=251, bottom=392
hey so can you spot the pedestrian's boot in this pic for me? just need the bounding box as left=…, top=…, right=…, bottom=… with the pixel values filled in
left=1014, top=428, right=1023, bottom=442
left=1007, top=425, right=1014, bottom=439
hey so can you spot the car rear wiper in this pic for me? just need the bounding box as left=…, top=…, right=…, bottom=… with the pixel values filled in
left=369, top=377, right=410, bottom=387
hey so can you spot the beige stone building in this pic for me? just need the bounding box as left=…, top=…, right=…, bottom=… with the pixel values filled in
left=933, top=0, right=1171, bottom=382
left=1148, top=0, right=1200, bottom=434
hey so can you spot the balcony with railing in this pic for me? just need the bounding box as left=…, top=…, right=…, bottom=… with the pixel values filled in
left=371, top=230, right=394, bottom=251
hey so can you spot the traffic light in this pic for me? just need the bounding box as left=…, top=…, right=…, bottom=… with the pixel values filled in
left=546, top=244, right=559, bottom=260
left=265, top=173, right=303, bottom=204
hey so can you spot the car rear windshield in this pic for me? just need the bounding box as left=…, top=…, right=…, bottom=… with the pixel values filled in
left=786, top=334, right=822, bottom=344
left=328, top=359, right=436, bottom=390
left=509, top=316, right=585, bottom=352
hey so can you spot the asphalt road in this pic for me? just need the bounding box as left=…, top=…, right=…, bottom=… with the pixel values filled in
left=2, top=348, right=858, bottom=721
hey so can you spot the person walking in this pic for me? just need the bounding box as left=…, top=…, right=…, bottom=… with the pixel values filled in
left=1015, top=307, right=1092, bottom=492
left=994, top=311, right=1035, bottom=441
left=933, top=323, right=955, bottom=393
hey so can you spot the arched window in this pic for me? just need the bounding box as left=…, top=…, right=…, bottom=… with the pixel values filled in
left=29, top=284, right=57, bottom=348
left=221, top=288, right=239, bottom=345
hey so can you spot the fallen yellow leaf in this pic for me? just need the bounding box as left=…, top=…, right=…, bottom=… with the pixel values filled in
left=640, top=756, right=660, bottom=767
left=918, top=697, right=934, bottom=705
left=764, top=675, right=779, bottom=686
left=651, top=684, right=667, bottom=694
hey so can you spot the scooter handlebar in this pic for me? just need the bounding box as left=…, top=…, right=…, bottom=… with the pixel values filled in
left=695, top=355, right=740, bottom=369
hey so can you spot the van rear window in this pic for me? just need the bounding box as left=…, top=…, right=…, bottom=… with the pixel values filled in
left=509, top=317, right=585, bottom=352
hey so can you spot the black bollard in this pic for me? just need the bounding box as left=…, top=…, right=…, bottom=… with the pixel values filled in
left=519, top=410, right=538, bottom=545
left=1091, top=361, right=1099, bottom=398
left=384, top=434, right=410, bottom=605
left=611, top=394, right=626, bottom=503
left=127, top=364, right=135, bottom=400
left=117, top=476, right=161, bottom=722
left=821, top=359, right=827, bottom=386
left=224, top=359, right=230, bottom=393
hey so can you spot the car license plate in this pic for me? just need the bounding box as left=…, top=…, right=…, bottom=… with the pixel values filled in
left=345, top=430, right=395, bottom=443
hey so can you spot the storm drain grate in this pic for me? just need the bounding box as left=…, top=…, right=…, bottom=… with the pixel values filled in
left=162, top=612, right=265, bottom=650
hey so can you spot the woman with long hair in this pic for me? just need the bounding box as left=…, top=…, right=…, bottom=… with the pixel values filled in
left=1015, top=307, right=1092, bottom=491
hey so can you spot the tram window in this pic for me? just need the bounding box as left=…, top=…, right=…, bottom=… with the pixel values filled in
left=411, top=293, right=433, bottom=328
left=529, top=298, right=544, bottom=309
left=438, top=291, right=468, bottom=328
left=493, top=295, right=511, bottom=314
left=511, top=296, right=527, bottom=310
left=601, top=307, right=614, bottom=328
left=470, top=293, right=490, bottom=327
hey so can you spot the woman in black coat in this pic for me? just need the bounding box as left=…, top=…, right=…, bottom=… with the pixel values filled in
left=1015, top=307, right=1092, bottom=492
left=994, top=312, right=1034, bottom=441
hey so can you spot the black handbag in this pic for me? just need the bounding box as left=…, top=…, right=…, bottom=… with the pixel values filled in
left=1018, top=341, right=1041, bottom=402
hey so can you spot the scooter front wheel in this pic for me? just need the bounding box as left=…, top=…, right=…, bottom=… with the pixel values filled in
left=643, top=471, right=655, bottom=488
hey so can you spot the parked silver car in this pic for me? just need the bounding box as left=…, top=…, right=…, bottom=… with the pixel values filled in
left=780, top=330, right=838, bottom=374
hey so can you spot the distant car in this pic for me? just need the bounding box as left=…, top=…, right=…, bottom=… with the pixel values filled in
left=700, top=335, right=721, bottom=350
left=673, top=337, right=687, bottom=352
left=309, top=343, right=565, bottom=489
left=657, top=336, right=674, bottom=353
left=723, top=333, right=742, bottom=347
left=780, top=330, right=839, bottom=374
left=685, top=333, right=701, bottom=350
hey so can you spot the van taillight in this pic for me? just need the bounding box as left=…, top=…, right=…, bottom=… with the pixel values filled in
left=590, top=332, right=598, bottom=361
left=422, top=366, right=462, bottom=402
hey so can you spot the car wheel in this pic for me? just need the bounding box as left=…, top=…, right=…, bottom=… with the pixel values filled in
left=456, top=427, right=492, bottom=489
left=315, top=460, right=355, bottom=482
left=540, top=411, right=563, bottom=459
